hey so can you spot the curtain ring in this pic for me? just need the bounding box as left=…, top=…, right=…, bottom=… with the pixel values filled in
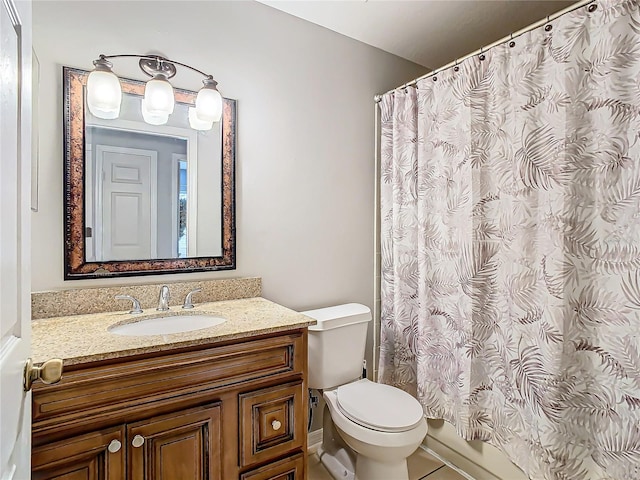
left=453, top=58, right=459, bottom=72
left=479, top=47, right=485, bottom=61
left=544, top=15, right=553, bottom=31
left=509, top=33, right=515, bottom=48
left=587, top=2, right=597, bottom=12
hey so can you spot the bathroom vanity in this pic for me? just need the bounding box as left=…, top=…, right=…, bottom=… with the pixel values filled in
left=30, top=296, right=314, bottom=480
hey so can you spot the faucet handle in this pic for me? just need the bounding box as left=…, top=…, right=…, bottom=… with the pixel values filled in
left=182, top=288, right=202, bottom=309
left=115, top=295, right=143, bottom=314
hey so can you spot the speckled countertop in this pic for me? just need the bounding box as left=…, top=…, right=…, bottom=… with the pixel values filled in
left=31, top=297, right=315, bottom=366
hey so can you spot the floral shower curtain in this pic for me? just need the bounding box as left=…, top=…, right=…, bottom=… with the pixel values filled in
left=379, top=1, right=640, bottom=478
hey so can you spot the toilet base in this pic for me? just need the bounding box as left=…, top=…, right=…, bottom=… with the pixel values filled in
left=317, top=445, right=355, bottom=480
left=318, top=438, right=411, bottom=480
left=318, top=403, right=356, bottom=480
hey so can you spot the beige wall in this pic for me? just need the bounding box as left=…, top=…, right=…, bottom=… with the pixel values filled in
left=31, top=0, right=426, bottom=341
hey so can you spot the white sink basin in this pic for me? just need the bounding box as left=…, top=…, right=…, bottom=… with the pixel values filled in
left=109, top=315, right=226, bottom=336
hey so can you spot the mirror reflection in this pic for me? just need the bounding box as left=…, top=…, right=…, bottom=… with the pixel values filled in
left=84, top=92, right=222, bottom=261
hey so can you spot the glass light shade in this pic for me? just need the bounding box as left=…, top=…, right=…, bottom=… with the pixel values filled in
left=195, top=86, right=222, bottom=123
left=143, top=76, right=175, bottom=116
left=86, top=69, right=122, bottom=119
left=188, top=107, right=213, bottom=131
left=141, top=100, right=169, bottom=125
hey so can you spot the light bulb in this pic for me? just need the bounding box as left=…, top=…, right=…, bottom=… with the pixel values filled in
left=86, top=57, right=121, bottom=119
left=188, top=107, right=213, bottom=131
left=195, top=78, right=222, bottom=123
left=141, top=100, right=169, bottom=125
left=144, top=74, right=174, bottom=116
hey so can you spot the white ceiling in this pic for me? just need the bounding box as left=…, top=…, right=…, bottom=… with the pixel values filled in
left=258, top=0, right=575, bottom=69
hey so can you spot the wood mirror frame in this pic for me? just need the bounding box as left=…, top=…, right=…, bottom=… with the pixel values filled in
left=63, top=67, right=236, bottom=279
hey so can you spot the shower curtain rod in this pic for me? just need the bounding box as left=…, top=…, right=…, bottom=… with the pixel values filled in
left=374, top=0, right=595, bottom=102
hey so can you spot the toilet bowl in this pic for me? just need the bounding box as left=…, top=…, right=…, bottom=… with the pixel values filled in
left=323, top=379, right=427, bottom=480
left=302, top=304, right=427, bottom=480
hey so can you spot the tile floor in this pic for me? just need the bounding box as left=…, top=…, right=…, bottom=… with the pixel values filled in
left=309, top=447, right=469, bottom=480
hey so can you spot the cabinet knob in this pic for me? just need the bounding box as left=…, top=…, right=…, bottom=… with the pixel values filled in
left=132, top=435, right=145, bottom=448
left=271, top=420, right=282, bottom=431
left=108, top=439, right=122, bottom=453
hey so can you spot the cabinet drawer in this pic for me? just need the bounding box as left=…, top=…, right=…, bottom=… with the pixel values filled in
left=239, top=381, right=305, bottom=467
left=33, top=332, right=304, bottom=441
left=32, top=425, right=125, bottom=480
left=240, top=453, right=304, bottom=480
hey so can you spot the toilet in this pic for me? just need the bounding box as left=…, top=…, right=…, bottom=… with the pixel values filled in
left=302, top=304, right=427, bottom=480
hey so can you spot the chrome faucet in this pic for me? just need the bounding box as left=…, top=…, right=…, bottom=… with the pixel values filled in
left=156, top=285, right=171, bottom=311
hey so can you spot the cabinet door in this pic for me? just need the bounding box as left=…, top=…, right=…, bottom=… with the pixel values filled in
left=32, top=426, right=125, bottom=480
left=240, top=453, right=304, bottom=480
left=128, top=403, right=222, bottom=480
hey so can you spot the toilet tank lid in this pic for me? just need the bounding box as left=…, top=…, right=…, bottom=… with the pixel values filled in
left=302, top=303, right=371, bottom=331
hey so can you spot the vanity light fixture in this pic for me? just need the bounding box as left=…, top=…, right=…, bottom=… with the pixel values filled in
left=86, top=54, right=222, bottom=130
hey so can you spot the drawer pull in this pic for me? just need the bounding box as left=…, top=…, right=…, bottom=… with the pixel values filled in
left=108, top=439, right=121, bottom=453
left=271, top=420, right=282, bottom=431
left=132, top=435, right=145, bottom=448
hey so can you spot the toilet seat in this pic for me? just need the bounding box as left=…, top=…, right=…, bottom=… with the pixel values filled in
left=336, top=379, right=424, bottom=433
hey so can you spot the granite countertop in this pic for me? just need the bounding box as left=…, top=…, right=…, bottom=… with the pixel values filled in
left=31, top=297, right=315, bottom=366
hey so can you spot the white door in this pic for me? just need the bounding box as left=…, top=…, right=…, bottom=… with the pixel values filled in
left=96, top=145, right=158, bottom=261
left=0, top=0, right=32, bottom=479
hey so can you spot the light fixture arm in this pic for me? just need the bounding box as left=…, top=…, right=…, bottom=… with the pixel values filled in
left=96, top=53, right=215, bottom=81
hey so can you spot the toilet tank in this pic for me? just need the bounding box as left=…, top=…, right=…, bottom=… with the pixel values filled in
left=302, top=303, right=371, bottom=390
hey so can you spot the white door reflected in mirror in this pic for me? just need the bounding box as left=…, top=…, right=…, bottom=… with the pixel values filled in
left=84, top=92, right=223, bottom=261
left=95, top=145, right=158, bottom=261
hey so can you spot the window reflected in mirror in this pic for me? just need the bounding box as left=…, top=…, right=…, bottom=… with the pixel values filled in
left=178, top=159, right=188, bottom=258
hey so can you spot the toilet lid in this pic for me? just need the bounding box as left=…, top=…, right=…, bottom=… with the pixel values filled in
left=336, top=379, right=424, bottom=433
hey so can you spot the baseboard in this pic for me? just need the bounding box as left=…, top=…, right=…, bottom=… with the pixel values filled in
left=422, top=438, right=498, bottom=480
left=423, top=419, right=527, bottom=480
left=308, top=428, right=323, bottom=451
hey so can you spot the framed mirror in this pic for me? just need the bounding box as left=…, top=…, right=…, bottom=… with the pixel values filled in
left=63, top=67, right=236, bottom=279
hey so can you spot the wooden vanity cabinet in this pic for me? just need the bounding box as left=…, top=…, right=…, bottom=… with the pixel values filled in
left=31, top=330, right=308, bottom=480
